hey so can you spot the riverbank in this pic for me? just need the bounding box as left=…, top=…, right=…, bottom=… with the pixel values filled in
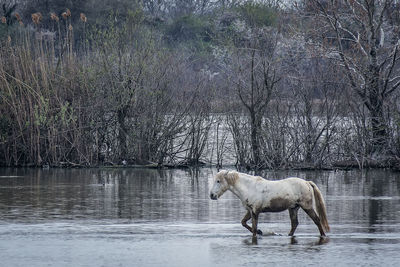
left=4, top=156, right=400, bottom=172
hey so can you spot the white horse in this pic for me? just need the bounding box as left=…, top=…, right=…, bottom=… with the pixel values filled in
left=210, top=170, right=330, bottom=237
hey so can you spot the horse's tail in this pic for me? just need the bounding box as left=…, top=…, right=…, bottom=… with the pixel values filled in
left=308, top=181, right=330, bottom=232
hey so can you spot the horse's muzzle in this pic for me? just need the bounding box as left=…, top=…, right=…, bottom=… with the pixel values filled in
left=210, top=193, right=218, bottom=200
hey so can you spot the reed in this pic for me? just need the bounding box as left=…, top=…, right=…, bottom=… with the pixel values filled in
left=0, top=10, right=195, bottom=167
left=0, top=9, right=84, bottom=166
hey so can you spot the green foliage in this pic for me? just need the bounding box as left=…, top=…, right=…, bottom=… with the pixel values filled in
left=237, top=2, right=277, bottom=28
left=126, top=8, right=144, bottom=27
left=166, top=14, right=214, bottom=44
left=58, top=102, right=76, bottom=127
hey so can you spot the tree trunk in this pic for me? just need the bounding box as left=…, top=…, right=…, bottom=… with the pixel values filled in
left=117, top=108, right=128, bottom=161
left=250, top=111, right=261, bottom=168
left=367, top=19, right=388, bottom=153
left=367, top=59, right=388, bottom=153
left=369, top=90, right=387, bottom=152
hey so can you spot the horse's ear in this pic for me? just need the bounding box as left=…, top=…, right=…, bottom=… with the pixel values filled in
left=225, top=171, right=238, bottom=185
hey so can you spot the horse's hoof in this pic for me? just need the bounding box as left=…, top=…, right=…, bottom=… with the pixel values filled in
left=257, top=229, right=263, bottom=235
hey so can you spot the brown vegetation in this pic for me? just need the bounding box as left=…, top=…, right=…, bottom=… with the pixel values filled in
left=1, top=1, right=400, bottom=170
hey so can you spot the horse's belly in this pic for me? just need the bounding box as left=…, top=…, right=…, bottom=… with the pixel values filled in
left=260, top=197, right=296, bottom=213
left=260, top=206, right=288, bottom=213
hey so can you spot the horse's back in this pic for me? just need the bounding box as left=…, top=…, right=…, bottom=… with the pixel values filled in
left=269, top=177, right=310, bottom=192
left=233, top=173, right=316, bottom=213
left=266, top=177, right=313, bottom=206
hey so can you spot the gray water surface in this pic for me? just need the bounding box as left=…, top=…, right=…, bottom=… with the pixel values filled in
left=0, top=168, right=399, bottom=266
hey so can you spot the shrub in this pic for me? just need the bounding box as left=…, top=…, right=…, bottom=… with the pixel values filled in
left=166, top=14, right=214, bottom=43
left=237, top=2, right=277, bottom=28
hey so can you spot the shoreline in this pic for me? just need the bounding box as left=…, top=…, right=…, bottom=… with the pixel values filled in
left=2, top=158, right=400, bottom=171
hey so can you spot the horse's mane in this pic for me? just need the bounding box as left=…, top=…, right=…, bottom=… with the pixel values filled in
left=229, top=171, right=263, bottom=184
left=224, top=171, right=239, bottom=185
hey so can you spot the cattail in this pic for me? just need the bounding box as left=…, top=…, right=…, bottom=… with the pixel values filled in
left=68, top=24, right=73, bottom=31
left=31, top=13, right=38, bottom=24
left=50, top=12, right=59, bottom=22
left=61, top=12, right=68, bottom=20
left=80, top=13, right=87, bottom=23
left=31, top=12, right=42, bottom=25
left=1, top=16, right=6, bottom=24
left=66, top=9, right=71, bottom=17
left=15, top=13, right=21, bottom=22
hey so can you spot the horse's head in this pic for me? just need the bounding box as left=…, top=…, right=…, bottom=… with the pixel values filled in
left=210, top=170, right=238, bottom=200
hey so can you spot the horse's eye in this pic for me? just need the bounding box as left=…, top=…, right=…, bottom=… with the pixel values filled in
left=217, top=180, right=220, bottom=183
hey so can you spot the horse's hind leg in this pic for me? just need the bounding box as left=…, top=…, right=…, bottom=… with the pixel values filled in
left=303, top=208, right=326, bottom=236
left=288, top=206, right=300, bottom=236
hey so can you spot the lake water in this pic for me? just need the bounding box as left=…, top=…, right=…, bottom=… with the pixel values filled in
left=0, top=168, right=399, bottom=266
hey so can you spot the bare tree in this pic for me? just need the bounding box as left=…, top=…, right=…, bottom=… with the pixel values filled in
left=231, top=30, right=280, bottom=168
left=305, top=0, right=400, bottom=154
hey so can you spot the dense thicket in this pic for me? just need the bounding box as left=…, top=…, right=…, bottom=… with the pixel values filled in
left=1, top=0, right=400, bottom=169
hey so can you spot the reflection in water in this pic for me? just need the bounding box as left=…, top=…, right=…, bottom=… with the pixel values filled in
left=242, top=235, right=330, bottom=246
left=0, top=168, right=399, bottom=231
left=0, top=168, right=399, bottom=266
left=0, top=168, right=214, bottom=222
left=289, top=236, right=330, bottom=246
left=0, top=168, right=399, bottom=228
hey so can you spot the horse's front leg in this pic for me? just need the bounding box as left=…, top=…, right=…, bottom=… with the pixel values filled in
left=251, top=211, right=260, bottom=237
left=241, top=211, right=253, bottom=233
left=242, top=210, right=263, bottom=236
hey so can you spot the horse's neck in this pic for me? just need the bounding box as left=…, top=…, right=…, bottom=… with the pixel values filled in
left=229, top=175, right=260, bottom=202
